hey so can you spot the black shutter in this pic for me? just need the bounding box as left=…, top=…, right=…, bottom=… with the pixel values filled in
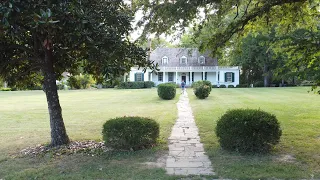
left=205, top=72, right=207, bottom=80
left=232, top=73, right=235, bottom=82
left=225, top=73, right=227, bottom=82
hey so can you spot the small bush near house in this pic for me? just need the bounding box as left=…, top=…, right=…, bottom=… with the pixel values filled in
left=0, top=88, right=11, bottom=91
left=236, top=84, right=248, bottom=88
left=219, top=84, right=226, bottom=88
left=102, top=116, right=159, bottom=150
left=144, top=81, right=155, bottom=88
left=118, top=82, right=144, bottom=89
left=254, top=81, right=264, bottom=87
left=216, top=109, right=282, bottom=153
left=194, top=84, right=211, bottom=99
left=228, top=85, right=235, bottom=88
left=118, top=81, right=154, bottom=89
left=212, top=85, right=218, bottom=88
left=192, top=81, right=212, bottom=91
left=157, top=83, right=176, bottom=100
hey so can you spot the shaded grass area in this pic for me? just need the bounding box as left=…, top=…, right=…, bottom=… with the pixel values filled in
left=0, top=89, right=181, bottom=179
left=188, top=87, right=320, bottom=179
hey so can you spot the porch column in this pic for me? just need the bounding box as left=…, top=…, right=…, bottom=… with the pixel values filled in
left=163, top=67, right=166, bottom=83
left=150, top=72, right=153, bottom=82
left=175, top=71, right=178, bottom=83
left=216, top=71, right=219, bottom=84
left=202, top=71, right=205, bottom=80
left=220, top=71, right=224, bottom=83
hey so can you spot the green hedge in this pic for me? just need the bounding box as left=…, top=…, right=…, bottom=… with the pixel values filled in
left=102, top=116, right=159, bottom=150
left=228, top=85, right=235, bottom=88
left=236, top=84, right=248, bottom=88
left=118, top=81, right=155, bottom=89
left=212, top=85, right=218, bottom=88
left=216, top=109, right=282, bottom=153
left=157, top=83, right=176, bottom=100
left=219, top=84, right=226, bottom=88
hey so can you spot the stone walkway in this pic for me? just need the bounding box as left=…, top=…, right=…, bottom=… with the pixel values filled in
left=165, top=91, right=215, bottom=176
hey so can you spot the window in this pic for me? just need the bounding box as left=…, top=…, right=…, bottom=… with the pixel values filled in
left=168, top=72, right=174, bottom=82
left=135, top=73, right=143, bottom=81
left=180, top=56, right=187, bottom=64
left=226, top=72, right=233, bottom=82
left=158, top=72, right=163, bottom=81
left=198, top=56, right=205, bottom=64
left=162, top=56, right=168, bottom=64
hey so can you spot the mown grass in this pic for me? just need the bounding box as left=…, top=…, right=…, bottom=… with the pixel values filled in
left=0, top=89, right=181, bottom=179
left=188, top=87, right=320, bottom=179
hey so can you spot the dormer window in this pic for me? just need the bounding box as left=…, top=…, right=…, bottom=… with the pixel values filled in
left=198, top=56, right=205, bottom=64
left=180, top=56, right=187, bottom=64
left=162, top=56, right=168, bottom=64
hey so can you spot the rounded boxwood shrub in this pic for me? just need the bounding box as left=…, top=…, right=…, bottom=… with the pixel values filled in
left=219, top=84, right=226, bottom=88
left=212, top=85, right=218, bottom=88
left=157, top=83, right=176, bottom=100
left=216, top=109, right=282, bottom=153
left=194, top=84, right=211, bottom=99
left=102, top=116, right=159, bottom=150
left=228, top=85, right=235, bottom=88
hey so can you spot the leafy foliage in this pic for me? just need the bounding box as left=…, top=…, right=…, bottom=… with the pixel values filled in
left=194, top=85, right=211, bottom=99
left=102, top=116, right=159, bottom=150
left=254, top=81, right=264, bottom=87
left=67, top=74, right=95, bottom=90
left=192, top=81, right=212, bottom=99
left=219, top=85, right=226, bottom=88
left=216, top=109, right=282, bottom=153
left=133, top=0, right=318, bottom=54
left=157, top=83, right=176, bottom=100
left=228, top=85, right=235, bottom=88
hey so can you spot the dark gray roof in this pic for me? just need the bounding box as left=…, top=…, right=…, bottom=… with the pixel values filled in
left=149, top=48, right=218, bottom=67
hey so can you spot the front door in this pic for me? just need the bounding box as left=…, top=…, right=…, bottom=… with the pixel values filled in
left=181, top=76, right=186, bottom=83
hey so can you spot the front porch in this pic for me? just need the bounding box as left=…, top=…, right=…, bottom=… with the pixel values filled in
left=129, top=66, right=240, bottom=87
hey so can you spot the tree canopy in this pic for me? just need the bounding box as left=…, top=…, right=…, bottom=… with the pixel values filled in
left=133, top=0, right=319, bottom=54
left=0, top=0, right=154, bottom=146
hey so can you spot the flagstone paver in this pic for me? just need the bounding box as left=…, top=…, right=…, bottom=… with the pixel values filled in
left=166, top=91, right=215, bottom=176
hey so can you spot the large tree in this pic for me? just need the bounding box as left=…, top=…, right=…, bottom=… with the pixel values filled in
left=133, top=0, right=319, bottom=54
left=0, top=0, right=153, bottom=146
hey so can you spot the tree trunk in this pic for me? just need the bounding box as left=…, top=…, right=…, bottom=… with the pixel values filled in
left=263, top=63, right=270, bottom=87
left=42, top=46, right=70, bottom=147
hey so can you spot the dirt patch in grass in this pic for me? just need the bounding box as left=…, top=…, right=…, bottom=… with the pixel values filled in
left=140, top=152, right=167, bottom=168
left=275, top=154, right=297, bottom=163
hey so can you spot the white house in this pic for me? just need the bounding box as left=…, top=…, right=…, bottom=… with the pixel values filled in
left=128, top=48, right=240, bottom=86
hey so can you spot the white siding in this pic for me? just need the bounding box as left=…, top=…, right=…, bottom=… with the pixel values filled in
left=206, top=72, right=216, bottom=84
left=194, top=72, right=202, bottom=81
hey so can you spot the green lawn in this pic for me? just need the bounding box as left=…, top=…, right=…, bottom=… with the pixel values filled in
left=188, top=87, right=320, bottom=179
left=1, top=87, right=320, bottom=179
left=0, top=89, right=181, bottom=179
